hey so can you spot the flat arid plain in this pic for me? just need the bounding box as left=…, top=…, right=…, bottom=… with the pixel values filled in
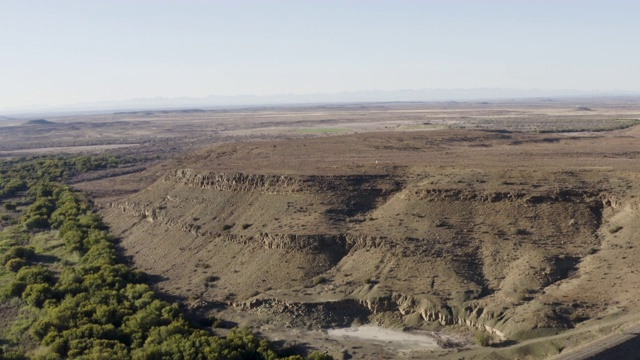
left=3, top=97, right=640, bottom=359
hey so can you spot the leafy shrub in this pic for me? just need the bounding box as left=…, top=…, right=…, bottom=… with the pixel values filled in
left=25, top=197, right=56, bottom=218
left=569, top=312, right=586, bottom=322
left=23, top=215, right=50, bottom=230
left=5, top=258, right=27, bottom=272
left=22, top=283, right=55, bottom=307
left=3, top=202, right=17, bottom=211
left=2, top=246, right=36, bottom=264
left=312, top=276, right=327, bottom=286
left=474, top=330, right=490, bottom=346
left=608, top=225, right=623, bottom=234
left=0, top=348, right=27, bottom=360
left=307, top=352, right=334, bottom=360
left=15, top=265, right=55, bottom=286
left=4, top=280, right=27, bottom=298
left=77, top=212, right=105, bottom=230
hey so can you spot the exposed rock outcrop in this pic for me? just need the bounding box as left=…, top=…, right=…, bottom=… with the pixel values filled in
left=165, top=169, right=305, bottom=194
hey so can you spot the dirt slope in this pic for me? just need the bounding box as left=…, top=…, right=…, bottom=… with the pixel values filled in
left=95, top=128, right=640, bottom=358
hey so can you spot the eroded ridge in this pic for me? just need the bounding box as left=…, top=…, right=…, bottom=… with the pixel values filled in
left=101, top=158, right=635, bottom=343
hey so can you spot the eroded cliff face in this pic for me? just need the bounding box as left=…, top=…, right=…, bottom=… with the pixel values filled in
left=165, top=170, right=305, bottom=194
left=101, top=166, right=640, bottom=342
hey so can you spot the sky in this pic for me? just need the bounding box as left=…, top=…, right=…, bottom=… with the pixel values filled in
left=1, top=0, right=639, bottom=111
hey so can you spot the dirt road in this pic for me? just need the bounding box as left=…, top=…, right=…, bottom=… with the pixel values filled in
left=550, top=323, right=640, bottom=360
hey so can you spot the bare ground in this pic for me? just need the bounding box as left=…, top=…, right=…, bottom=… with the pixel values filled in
left=10, top=99, right=640, bottom=359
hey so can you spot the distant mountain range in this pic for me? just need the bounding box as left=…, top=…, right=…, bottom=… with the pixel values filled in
left=2, top=88, right=638, bottom=116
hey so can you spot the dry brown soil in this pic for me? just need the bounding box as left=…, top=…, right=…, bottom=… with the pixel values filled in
left=9, top=99, right=640, bottom=359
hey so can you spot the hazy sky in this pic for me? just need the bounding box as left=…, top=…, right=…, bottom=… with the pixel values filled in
left=1, top=0, right=639, bottom=111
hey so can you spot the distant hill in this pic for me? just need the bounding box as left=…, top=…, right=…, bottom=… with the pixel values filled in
left=4, top=88, right=638, bottom=114
left=114, top=109, right=206, bottom=115
left=23, top=119, right=56, bottom=125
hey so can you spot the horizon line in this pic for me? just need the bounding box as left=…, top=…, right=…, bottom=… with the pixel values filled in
left=2, top=88, right=639, bottom=117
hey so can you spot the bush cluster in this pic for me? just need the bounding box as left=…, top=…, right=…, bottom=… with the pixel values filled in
left=0, top=155, right=142, bottom=199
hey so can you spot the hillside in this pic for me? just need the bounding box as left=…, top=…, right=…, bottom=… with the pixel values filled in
left=91, top=128, right=640, bottom=359
left=22, top=119, right=56, bottom=126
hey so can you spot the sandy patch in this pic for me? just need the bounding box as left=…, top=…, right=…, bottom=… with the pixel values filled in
left=327, top=325, right=441, bottom=352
